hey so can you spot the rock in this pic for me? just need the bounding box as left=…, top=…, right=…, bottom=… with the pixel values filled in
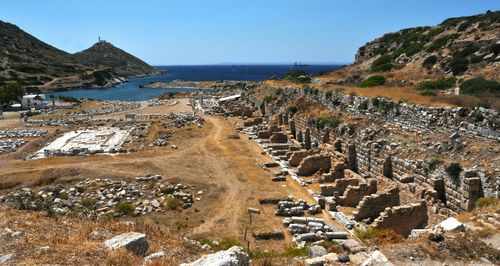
left=145, top=251, right=165, bottom=261
left=439, top=217, right=465, bottom=231
left=428, top=226, right=444, bottom=242
left=309, top=245, right=328, bottom=257
left=361, top=250, right=393, bottom=266
left=11, top=231, right=23, bottom=239
left=180, top=246, right=249, bottom=266
left=151, top=200, right=160, bottom=208
left=342, top=239, right=365, bottom=253
left=103, top=232, right=149, bottom=256
left=338, top=253, right=350, bottom=263
left=0, top=253, right=15, bottom=263
left=305, top=256, right=326, bottom=266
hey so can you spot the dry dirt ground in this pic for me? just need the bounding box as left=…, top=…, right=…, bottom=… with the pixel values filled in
left=0, top=99, right=329, bottom=255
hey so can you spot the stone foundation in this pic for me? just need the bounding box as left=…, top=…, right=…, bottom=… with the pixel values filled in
left=372, top=200, right=428, bottom=236
left=353, top=186, right=400, bottom=221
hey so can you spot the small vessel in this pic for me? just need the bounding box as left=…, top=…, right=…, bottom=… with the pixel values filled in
left=294, top=62, right=309, bottom=67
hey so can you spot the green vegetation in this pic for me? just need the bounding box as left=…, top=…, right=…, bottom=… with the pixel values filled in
left=460, top=78, right=500, bottom=96
left=287, top=105, right=298, bottom=115
left=263, top=95, right=277, bottom=103
left=315, top=116, right=341, bottom=130
left=475, top=197, right=499, bottom=209
left=371, top=54, right=394, bottom=72
left=283, top=245, right=308, bottom=257
left=58, top=95, right=81, bottom=103
left=81, top=197, right=97, bottom=209
left=426, top=34, right=459, bottom=52
left=360, top=75, right=387, bottom=87
left=114, top=202, right=135, bottom=215
left=450, top=57, right=469, bottom=75
left=355, top=227, right=380, bottom=240
left=214, top=237, right=241, bottom=251
left=445, top=162, right=463, bottom=181
left=286, top=70, right=311, bottom=83
left=248, top=249, right=279, bottom=259
left=416, top=77, right=456, bottom=91
left=422, top=55, right=438, bottom=68
left=165, top=197, right=182, bottom=210
left=0, top=83, right=22, bottom=106
left=358, top=100, right=369, bottom=110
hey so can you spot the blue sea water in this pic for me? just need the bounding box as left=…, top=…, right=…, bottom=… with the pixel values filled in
left=54, top=65, right=341, bottom=101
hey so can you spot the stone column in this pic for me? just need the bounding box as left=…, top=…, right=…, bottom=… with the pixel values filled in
left=333, top=139, right=342, bottom=152
left=284, top=113, right=289, bottom=126
left=383, top=156, right=393, bottom=179
left=278, top=114, right=283, bottom=125
left=348, top=143, right=358, bottom=173
left=322, top=127, right=330, bottom=144
left=304, top=128, right=311, bottom=150
left=289, top=120, right=296, bottom=139
left=297, top=130, right=303, bottom=143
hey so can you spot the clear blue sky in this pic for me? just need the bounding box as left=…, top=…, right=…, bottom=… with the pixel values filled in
left=1, top=0, right=499, bottom=65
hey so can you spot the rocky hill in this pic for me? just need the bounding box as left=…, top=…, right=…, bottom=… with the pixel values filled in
left=0, top=20, right=158, bottom=90
left=74, top=41, right=157, bottom=77
left=324, top=11, right=500, bottom=86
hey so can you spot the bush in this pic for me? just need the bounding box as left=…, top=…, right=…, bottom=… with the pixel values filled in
left=360, top=75, right=387, bottom=87
left=419, top=90, right=437, bottom=96
left=325, top=91, right=333, bottom=98
left=355, top=227, right=380, bottom=240
left=358, top=100, right=369, bottom=110
left=475, top=197, right=499, bottom=209
left=287, top=106, right=298, bottom=115
left=445, top=162, right=462, bottom=181
left=283, top=245, right=308, bottom=257
left=371, top=54, right=394, bottom=72
left=460, top=78, right=500, bottom=96
left=114, top=203, right=135, bottom=215
left=450, top=57, right=469, bottom=75
left=416, top=77, right=456, bottom=91
left=286, top=70, right=311, bottom=83
left=263, top=95, right=276, bottom=103
left=426, top=34, right=458, bottom=52
left=214, top=237, right=240, bottom=251
left=315, top=116, right=341, bottom=130
left=422, top=55, right=438, bottom=68
left=59, top=95, right=81, bottom=103
left=165, top=197, right=182, bottom=210
left=0, top=83, right=22, bottom=106
left=81, top=197, right=97, bottom=209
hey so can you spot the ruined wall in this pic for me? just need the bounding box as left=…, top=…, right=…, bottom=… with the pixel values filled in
left=246, top=88, right=493, bottom=213
left=320, top=178, right=359, bottom=197
left=372, top=200, right=428, bottom=236
left=297, top=154, right=331, bottom=176
left=353, top=187, right=400, bottom=221
left=338, top=178, right=377, bottom=207
left=288, top=149, right=318, bottom=167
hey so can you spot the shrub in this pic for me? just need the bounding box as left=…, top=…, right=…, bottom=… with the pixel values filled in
left=416, top=77, right=456, bottom=91
left=248, top=249, right=279, bottom=259
left=490, top=43, right=500, bottom=55
left=355, top=227, right=380, bottom=240
left=81, top=197, right=97, bottom=209
left=358, top=100, right=369, bottom=110
left=450, top=57, right=469, bottom=75
left=286, top=70, right=311, bottom=83
left=325, top=91, right=333, bottom=98
left=422, top=55, right=438, bottom=68
left=315, top=116, right=341, bottom=130
left=287, top=106, right=298, bottom=115
left=457, top=107, right=469, bottom=117
left=165, top=197, right=182, bottom=210
left=360, top=75, right=387, bottom=87
left=263, top=95, right=276, bottom=103
left=214, top=237, right=240, bottom=251
left=475, top=197, right=499, bottom=209
left=371, top=54, right=394, bottom=72
left=283, top=245, right=308, bottom=257
left=460, top=78, right=500, bottom=96
left=445, top=162, right=462, bottom=181
left=59, top=95, right=81, bottom=103
left=420, top=90, right=437, bottom=96
left=114, top=203, right=135, bottom=215
left=426, top=34, right=459, bottom=52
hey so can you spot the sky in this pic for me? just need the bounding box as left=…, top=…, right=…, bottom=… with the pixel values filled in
left=1, top=0, right=499, bottom=65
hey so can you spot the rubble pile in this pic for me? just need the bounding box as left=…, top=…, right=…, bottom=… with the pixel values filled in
left=0, top=139, right=27, bottom=154
left=275, top=198, right=321, bottom=216
left=72, top=101, right=141, bottom=116
left=162, top=112, right=204, bottom=128
left=0, top=174, right=200, bottom=218
left=0, top=128, right=47, bottom=138
left=282, top=216, right=349, bottom=244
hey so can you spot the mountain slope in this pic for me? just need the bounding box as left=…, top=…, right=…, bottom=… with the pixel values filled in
left=321, top=11, right=500, bottom=86
left=0, top=20, right=158, bottom=90
left=0, top=20, right=89, bottom=87
left=74, top=41, right=157, bottom=77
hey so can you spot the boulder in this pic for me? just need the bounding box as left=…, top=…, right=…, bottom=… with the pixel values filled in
left=361, top=250, right=393, bottom=266
left=181, top=246, right=249, bottom=266
left=103, top=232, right=149, bottom=256
left=309, top=245, right=328, bottom=257
left=439, top=217, right=465, bottom=231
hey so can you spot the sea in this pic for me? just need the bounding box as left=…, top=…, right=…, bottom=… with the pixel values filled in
left=53, top=65, right=342, bottom=101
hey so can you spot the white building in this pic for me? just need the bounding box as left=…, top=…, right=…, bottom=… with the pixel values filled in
left=21, top=94, right=47, bottom=109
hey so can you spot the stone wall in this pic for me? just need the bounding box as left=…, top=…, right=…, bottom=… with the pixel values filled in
left=288, top=149, right=318, bottom=167
left=353, top=187, right=400, bottom=221
left=372, top=200, right=428, bottom=236
left=297, top=154, right=332, bottom=176
left=337, top=178, right=377, bottom=207
left=320, top=178, right=360, bottom=197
